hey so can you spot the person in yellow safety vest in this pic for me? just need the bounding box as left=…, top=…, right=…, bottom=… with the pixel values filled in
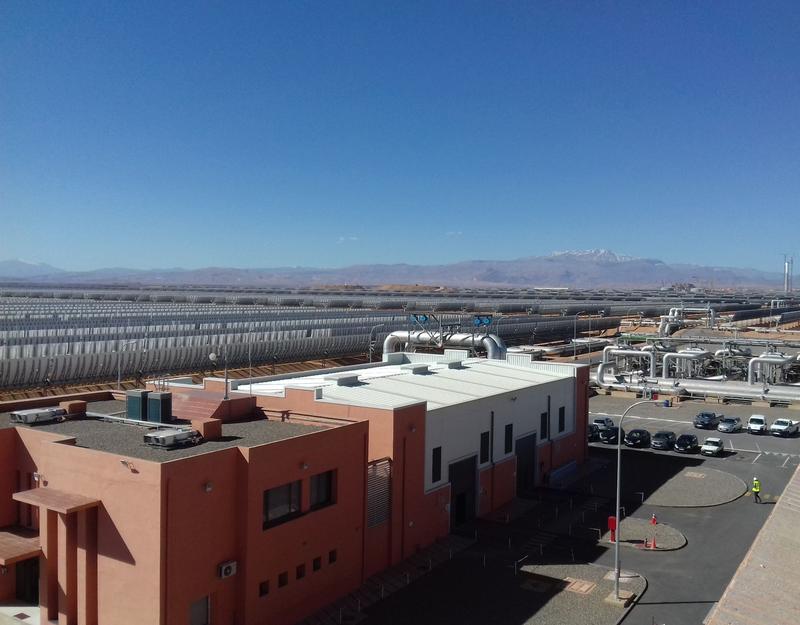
left=752, top=477, right=761, bottom=503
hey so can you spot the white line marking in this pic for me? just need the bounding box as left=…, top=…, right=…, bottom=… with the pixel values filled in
left=752, top=454, right=761, bottom=464
left=755, top=441, right=762, bottom=453
left=783, top=456, right=790, bottom=468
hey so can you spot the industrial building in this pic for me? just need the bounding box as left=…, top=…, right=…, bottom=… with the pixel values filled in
left=0, top=350, right=588, bottom=625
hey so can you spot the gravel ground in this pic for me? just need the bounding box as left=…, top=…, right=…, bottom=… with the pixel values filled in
left=518, top=563, right=647, bottom=625
left=646, top=466, right=747, bottom=507
left=601, top=516, right=687, bottom=551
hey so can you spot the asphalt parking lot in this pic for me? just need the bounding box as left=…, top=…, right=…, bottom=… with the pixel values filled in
left=589, top=395, right=800, bottom=470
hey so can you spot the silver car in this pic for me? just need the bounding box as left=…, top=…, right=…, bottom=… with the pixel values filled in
left=717, top=416, right=742, bottom=433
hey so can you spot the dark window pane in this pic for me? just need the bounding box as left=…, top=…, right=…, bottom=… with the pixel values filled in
left=296, top=564, right=306, bottom=580
left=263, top=481, right=302, bottom=529
left=310, top=470, right=335, bottom=510
left=329, top=549, right=338, bottom=564
left=259, top=581, right=269, bottom=597
left=432, top=446, right=442, bottom=482
left=558, top=407, right=566, bottom=433
left=480, top=431, right=490, bottom=463
left=504, top=424, right=513, bottom=454
left=540, top=412, right=548, bottom=439
left=278, top=572, right=288, bottom=588
left=313, top=557, right=321, bottom=572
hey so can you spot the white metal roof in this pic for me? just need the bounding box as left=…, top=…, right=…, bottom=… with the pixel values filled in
left=237, top=354, right=576, bottom=411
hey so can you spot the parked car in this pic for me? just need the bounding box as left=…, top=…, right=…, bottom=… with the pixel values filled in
left=599, top=426, right=623, bottom=444
left=651, top=430, right=677, bottom=450
left=587, top=423, right=601, bottom=442
left=694, top=412, right=721, bottom=429
left=624, top=429, right=652, bottom=448
left=717, top=417, right=743, bottom=433
left=700, top=437, right=724, bottom=456
left=747, top=415, right=769, bottom=434
left=673, top=434, right=699, bottom=453
left=592, top=417, right=615, bottom=431
left=769, top=418, right=799, bottom=437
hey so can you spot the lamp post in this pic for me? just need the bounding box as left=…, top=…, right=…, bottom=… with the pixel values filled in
left=117, top=339, right=138, bottom=390
left=248, top=325, right=254, bottom=396
left=614, top=399, right=662, bottom=599
left=573, top=311, right=587, bottom=360
left=368, top=324, right=385, bottom=363
left=209, top=342, right=229, bottom=401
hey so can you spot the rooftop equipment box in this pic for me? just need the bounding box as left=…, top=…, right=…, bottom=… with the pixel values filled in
left=147, top=392, right=173, bottom=424
left=126, top=390, right=149, bottom=421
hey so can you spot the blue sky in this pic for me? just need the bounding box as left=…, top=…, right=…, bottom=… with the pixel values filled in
left=1, top=2, right=798, bottom=272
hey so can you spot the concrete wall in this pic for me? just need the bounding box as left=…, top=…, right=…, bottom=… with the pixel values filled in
left=240, top=422, right=368, bottom=625
left=423, top=378, right=576, bottom=492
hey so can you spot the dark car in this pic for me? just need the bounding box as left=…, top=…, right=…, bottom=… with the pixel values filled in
left=599, top=426, right=624, bottom=444
left=624, top=429, right=651, bottom=448
left=651, top=430, right=677, bottom=450
left=587, top=423, right=601, bottom=442
left=694, top=412, right=721, bottom=429
left=674, top=434, right=699, bottom=453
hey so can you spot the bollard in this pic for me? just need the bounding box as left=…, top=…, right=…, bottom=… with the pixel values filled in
left=620, top=506, right=626, bottom=518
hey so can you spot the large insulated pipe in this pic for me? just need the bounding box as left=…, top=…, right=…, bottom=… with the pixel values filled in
left=382, top=330, right=507, bottom=360
left=747, top=352, right=797, bottom=384
left=601, top=348, right=657, bottom=378
left=661, top=349, right=711, bottom=379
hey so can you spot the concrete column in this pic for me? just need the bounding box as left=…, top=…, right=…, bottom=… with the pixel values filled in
left=76, top=508, right=98, bottom=625
left=40, top=509, right=58, bottom=625
left=57, top=513, right=77, bottom=625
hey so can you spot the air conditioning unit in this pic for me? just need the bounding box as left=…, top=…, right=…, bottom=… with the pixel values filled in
left=143, top=429, right=201, bottom=448
left=10, top=408, right=66, bottom=425
left=218, top=560, right=237, bottom=579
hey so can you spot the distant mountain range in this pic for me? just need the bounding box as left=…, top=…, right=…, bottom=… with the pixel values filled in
left=0, top=250, right=784, bottom=288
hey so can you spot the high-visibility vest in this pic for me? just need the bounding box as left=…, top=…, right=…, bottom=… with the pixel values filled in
left=752, top=480, right=761, bottom=493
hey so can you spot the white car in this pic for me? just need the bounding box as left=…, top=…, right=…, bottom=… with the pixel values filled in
left=700, top=437, right=724, bottom=456
left=769, top=418, right=799, bottom=437
left=747, top=415, right=768, bottom=434
left=592, top=417, right=615, bottom=431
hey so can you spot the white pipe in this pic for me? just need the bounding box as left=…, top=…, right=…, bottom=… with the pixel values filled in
left=382, top=330, right=507, bottom=360
left=747, top=353, right=797, bottom=384
left=661, top=349, right=711, bottom=379
left=600, top=348, right=657, bottom=378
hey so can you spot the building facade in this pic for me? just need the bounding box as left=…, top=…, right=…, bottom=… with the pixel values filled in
left=0, top=350, right=588, bottom=625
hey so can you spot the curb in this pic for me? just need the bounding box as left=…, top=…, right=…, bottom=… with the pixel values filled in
left=616, top=570, right=648, bottom=625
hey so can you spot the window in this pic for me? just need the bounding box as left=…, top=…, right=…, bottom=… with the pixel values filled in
left=310, top=470, right=336, bottom=510
left=189, top=596, right=210, bottom=625
left=504, top=424, right=513, bottom=454
left=540, top=412, right=548, bottom=440
left=328, top=549, right=337, bottom=564
left=259, top=581, right=269, bottom=597
left=558, top=407, right=566, bottom=433
left=479, top=431, right=490, bottom=463
left=296, top=564, right=306, bottom=580
left=313, top=556, right=322, bottom=572
left=263, top=481, right=302, bottom=529
left=432, top=447, right=442, bottom=483
left=278, top=571, right=288, bottom=588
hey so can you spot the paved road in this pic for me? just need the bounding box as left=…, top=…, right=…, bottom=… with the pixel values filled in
left=584, top=443, right=793, bottom=625
left=589, top=395, right=800, bottom=469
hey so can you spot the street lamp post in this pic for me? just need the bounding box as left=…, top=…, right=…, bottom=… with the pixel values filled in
left=117, top=339, right=138, bottom=390
left=209, top=342, right=229, bottom=401
left=248, top=325, right=254, bottom=396
left=614, top=399, right=662, bottom=599
left=368, top=324, right=385, bottom=363
left=574, top=311, right=587, bottom=360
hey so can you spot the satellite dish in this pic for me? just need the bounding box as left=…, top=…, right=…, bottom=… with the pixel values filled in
left=209, top=352, right=218, bottom=362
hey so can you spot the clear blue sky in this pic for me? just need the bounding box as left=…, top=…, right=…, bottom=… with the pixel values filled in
left=1, top=2, right=798, bottom=272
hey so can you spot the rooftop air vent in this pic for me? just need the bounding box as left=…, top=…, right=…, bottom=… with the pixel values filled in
left=400, top=363, right=430, bottom=374
left=437, top=360, right=463, bottom=369
left=323, top=372, right=361, bottom=386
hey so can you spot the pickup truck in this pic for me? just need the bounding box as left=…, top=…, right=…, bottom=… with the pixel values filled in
left=769, top=418, right=799, bottom=437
